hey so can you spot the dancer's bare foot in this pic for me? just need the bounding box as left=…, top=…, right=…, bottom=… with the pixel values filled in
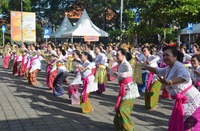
left=150, top=105, right=158, bottom=111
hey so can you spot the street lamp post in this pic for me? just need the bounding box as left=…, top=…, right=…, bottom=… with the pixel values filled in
left=21, top=0, right=23, bottom=45
left=3, top=30, right=5, bottom=47
left=2, top=25, right=6, bottom=47
left=120, top=0, right=123, bottom=44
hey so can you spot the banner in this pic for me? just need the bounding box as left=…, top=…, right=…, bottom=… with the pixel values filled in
left=84, top=36, right=99, bottom=42
left=11, top=11, right=36, bottom=42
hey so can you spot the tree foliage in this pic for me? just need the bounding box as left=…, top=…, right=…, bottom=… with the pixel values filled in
left=1, top=0, right=200, bottom=43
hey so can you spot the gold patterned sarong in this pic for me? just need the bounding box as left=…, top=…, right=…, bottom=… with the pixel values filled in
left=114, top=99, right=135, bottom=131
left=94, top=65, right=107, bottom=84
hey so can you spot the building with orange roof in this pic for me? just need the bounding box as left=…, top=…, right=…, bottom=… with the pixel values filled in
left=65, top=1, right=116, bottom=25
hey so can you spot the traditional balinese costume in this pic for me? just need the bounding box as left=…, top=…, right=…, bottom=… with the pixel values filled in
left=13, top=48, right=23, bottom=76
left=28, top=53, right=41, bottom=85
left=19, top=49, right=28, bottom=77
left=53, top=60, right=69, bottom=97
left=88, top=50, right=96, bottom=75
left=46, top=50, right=58, bottom=90
left=156, top=61, right=200, bottom=131
left=9, top=45, right=16, bottom=70
left=9, top=52, right=15, bottom=70
left=80, top=60, right=98, bottom=114
left=144, top=54, right=161, bottom=109
left=157, top=50, right=171, bottom=98
left=37, top=49, right=44, bottom=71
left=160, top=61, right=171, bottom=99
left=137, top=53, right=149, bottom=92
left=190, top=66, right=200, bottom=91
left=24, top=53, right=31, bottom=79
left=94, top=52, right=108, bottom=94
left=47, top=60, right=57, bottom=90
left=107, top=50, right=118, bottom=81
left=65, top=49, right=74, bottom=72
left=68, top=58, right=82, bottom=104
left=65, top=55, right=74, bottom=72
left=129, top=51, right=143, bottom=85
left=108, top=59, right=140, bottom=131
left=3, top=45, right=11, bottom=69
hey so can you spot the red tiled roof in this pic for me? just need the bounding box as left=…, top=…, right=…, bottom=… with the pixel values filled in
left=65, top=1, right=116, bottom=20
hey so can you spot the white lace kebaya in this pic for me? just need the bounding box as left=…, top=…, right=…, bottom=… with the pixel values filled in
left=156, top=61, right=200, bottom=121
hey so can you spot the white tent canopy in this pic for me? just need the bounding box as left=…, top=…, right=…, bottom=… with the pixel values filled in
left=181, top=23, right=200, bottom=35
left=51, top=16, right=73, bottom=38
left=61, top=9, right=108, bottom=38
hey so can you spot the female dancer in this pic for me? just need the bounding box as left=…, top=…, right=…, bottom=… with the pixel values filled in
left=94, top=45, right=108, bottom=94
left=23, top=45, right=31, bottom=79
left=191, top=44, right=199, bottom=55
left=79, top=52, right=98, bottom=114
left=107, top=44, right=118, bottom=81
left=136, top=48, right=148, bottom=93
left=143, top=46, right=200, bottom=131
left=3, top=42, right=11, bottom=69
left=108, top=48, right=140, bottom=131
left=50, top=46, right=69, bottom=96
left=68, top=50, right=82, bottom=104
left=46, top=43, right=58, bottom=90
left=190, top=54, right=200, bottom=91
left=13, top=45, right=23, bottom=76
left=141, top=46, right=161, bottom=109
left=53, top=59, right=68, bottom=97
left=180, top=46, right=192, bottom=69
left=28, top=51, right=41, bottom=85
left=19, top=42, right=28, bottom=77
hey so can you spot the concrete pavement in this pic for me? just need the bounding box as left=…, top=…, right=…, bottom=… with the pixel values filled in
left=0, top=58, right=173, bottom=131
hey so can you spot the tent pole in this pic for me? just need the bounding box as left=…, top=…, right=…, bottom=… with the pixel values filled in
left=189, top=33, right=191, bottom=48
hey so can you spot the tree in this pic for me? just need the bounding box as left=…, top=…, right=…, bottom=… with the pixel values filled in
left=2, top=0, right=200, bottom=44
left=0, top=0, right=9, bottom=13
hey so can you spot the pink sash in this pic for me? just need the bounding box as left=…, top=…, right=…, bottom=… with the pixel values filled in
left=3, top=54, right=10, bottom=68
left=21, top=56, right=26, bottom=72
left=160, top=61, right=166, bottom=68
left=15, top=56, right=19, bottom=61
left=168, top=84, right=193, bottom=131
left=30, top=57, right=38, bottom=69
left=146, top=72, right=154, bottom=92
left=81, top=73, right=93, bottom=103
left=196, top=81, right=200, bottom=91
left=115, top=77, right=133, bottom=111
left=182, top=61, right=190, bottom=64
left=22, top=56, right=25, bottom=65
left=46, top=59, right=55, bottom=85
left=25, top=58, right=31, bottom=69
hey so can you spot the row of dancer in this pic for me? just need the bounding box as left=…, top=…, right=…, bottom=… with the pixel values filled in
left=43, top=41, right=199, bottom=130
left=3, top=42, right=41, bottom=85
left=3, top=41, right=200, bottom=130
left=3, top=42, right=140, bottom=130
left=43, top=42, right=200, bottom=131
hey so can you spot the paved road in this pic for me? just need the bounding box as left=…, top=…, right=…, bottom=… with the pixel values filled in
left=0, top=58, right=173, bottom=131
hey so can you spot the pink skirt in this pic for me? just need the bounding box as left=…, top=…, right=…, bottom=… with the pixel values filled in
left=47, top=70, right=58, bottom=90
left=13, top=61, right=21, bottom=75
left=3, top=55, right=10, bottom=69
left=161, top=87, right=171, bottom=99
left=68, top=84, right=80, bottom=97
left=108, top=65, right=118, bottom=81
left=92, top=68, right=96, bottom=75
